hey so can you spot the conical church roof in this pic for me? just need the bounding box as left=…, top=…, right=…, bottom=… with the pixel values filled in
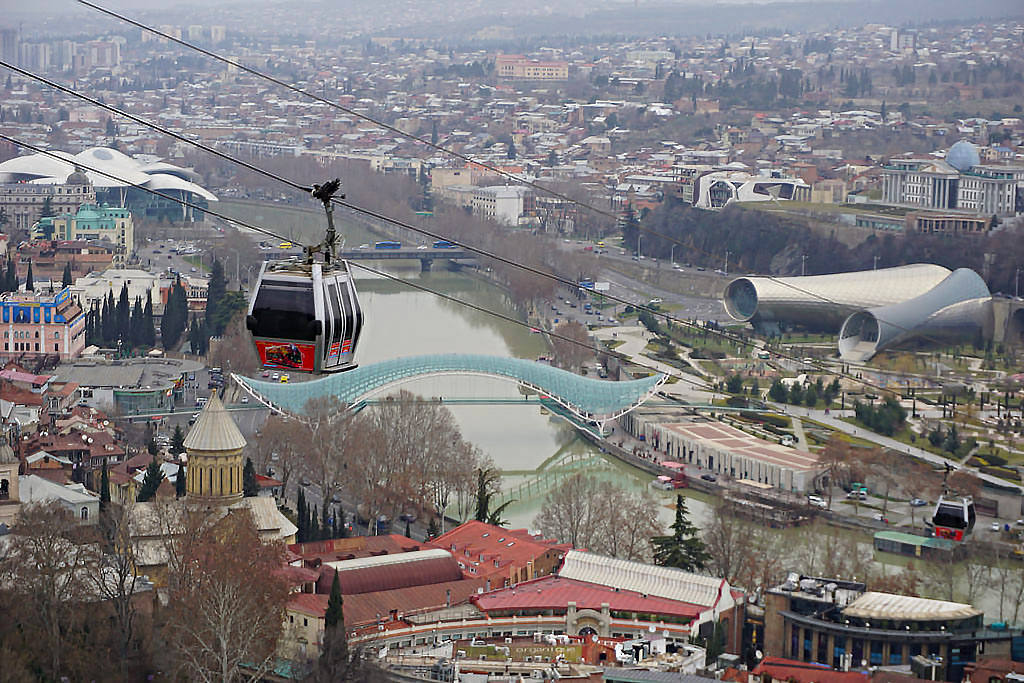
left=183, top=393, right=246, bottom=453
left=0, top=435, right=16, bottom=465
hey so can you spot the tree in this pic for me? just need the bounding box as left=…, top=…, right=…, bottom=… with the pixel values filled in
left=39, top=195, right=54, bottom=219
left=1, top=502, right=97, bottom=680
left=205, top=258, right=229, bottom=336
left=162, top=278, right=189, bottom=350
left=243, top=457, right=259, bottom=497
left=533, top=473, right=662, bottom=561
left=163, top=510, right=290, bottom=682
left=142, top=292, right=156, bottom=347
left=99, top=459, right=111, bottom=511
left=175, top=463, right=187, bottom=498
left=426, top=517, right=440, bottom=539
left=170, top=424, right=186, bottom=457
left=136, top=457, right=165, bottom=502
left=320, top=569, right=348, bottom=669
left=62, top=262, right=72, bottom=287
left=24, top=260, right=33, bottom=291
left=474, top=466, right=512, bottom=527
left=652, top=495, right=710, bottom=572
left=550, top=320, right=592, bottom=373
left=726, top=374, right=744, bottom=394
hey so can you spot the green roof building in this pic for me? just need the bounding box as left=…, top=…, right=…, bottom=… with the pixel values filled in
left=33, top=203, right=134, bottom=266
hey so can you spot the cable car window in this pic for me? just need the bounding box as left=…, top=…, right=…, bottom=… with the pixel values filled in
left=328, top=282, right=343, bottom=345
left=325, top=282, right=342, bottom=361
left=339, top=280, right=355, bottom=348
left=347, top=277, right=362, bottom=345
left=251, top=281, right=317, bottom=341
left=933, top=502, right=968, bottom=529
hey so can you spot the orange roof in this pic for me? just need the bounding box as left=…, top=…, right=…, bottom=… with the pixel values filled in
left=753, top=657, right=869, bottom=683
left=428, top=520, right=571, bottom=579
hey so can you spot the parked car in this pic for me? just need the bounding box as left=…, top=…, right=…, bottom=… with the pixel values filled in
left=700, top=473, right=717, bottom=482
left=910, top=498, right=928, bottom=507
left=807, top=495, right=828, bottom=509
left=991, top=522, right=1002, bottom=532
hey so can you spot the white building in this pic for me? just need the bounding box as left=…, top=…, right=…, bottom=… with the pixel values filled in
left=470, top=186, right=533, bottom=225
left=19, top=474, right=100, bottom=525
left=694, top=171, right=810, bottom=209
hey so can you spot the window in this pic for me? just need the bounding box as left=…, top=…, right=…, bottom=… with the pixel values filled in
left=80, top=507, right=88, bottom=520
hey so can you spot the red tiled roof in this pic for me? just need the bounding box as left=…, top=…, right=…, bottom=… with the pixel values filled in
left=255, top=473, right=283, bottom=488
left=472, top=574, right=703, bottom=620
left=276, top=565, right=319, bottom=587
left=752, top=657, right=869, bottom=683
left=428, top=520, right=571, bottom=579
left=316, top=551, right=463, bottom=596
left=342, top=577, right=489, bottom=627
left=290, top=534, right=424, bottom=563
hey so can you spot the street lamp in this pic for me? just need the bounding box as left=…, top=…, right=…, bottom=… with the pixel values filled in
left=670, top=244, right=676, bottom=266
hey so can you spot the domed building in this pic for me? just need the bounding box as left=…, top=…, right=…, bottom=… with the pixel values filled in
left=183, top=393, right=246, bottom=505
left=882, top=141, right=1020, bottom=219
left=946, top=139, right=980, bottom=172
left=127, top=392, right=296, bottom=588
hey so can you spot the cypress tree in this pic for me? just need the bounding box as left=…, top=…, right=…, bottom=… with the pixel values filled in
left=99, top=460, right=111, bottom=511
left=297, top=488, right=307, bottom=542
left=206, top=258, right=228, bottom=335
left=175, top=462, right=187, bottom=498
left=311, top=508, right=320, bottom=541
left=320, top=569, right=348, bottom=674
left=61, top=262, right=72, bottom=288
left=243, top=457, right=259, bottom=497
left=143, top=292, right=155, bottom=347
left=426, top=517, right=440, bottom=540
left=25, top=260, right=33, bottom=291
left=136, top=457, right=165, bottom=502
left=117, top=283, right=130, bottom=346
left=102, top=291, right=116, bottom=346
left=404, top=519, right=412, bottom=538
left=130, top=296, right=144, bottom=349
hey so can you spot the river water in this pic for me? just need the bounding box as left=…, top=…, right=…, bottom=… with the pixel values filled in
left=218, top=201, right=1007, bottom=618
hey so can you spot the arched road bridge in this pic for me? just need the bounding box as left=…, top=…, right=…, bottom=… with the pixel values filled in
left=233, top=354, right=666, bottom=432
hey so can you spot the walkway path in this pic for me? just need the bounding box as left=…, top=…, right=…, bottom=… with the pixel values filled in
left=785, top=405, right=1024, bottom=494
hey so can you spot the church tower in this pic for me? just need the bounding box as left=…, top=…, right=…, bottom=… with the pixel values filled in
left=184, top=393, right=246, bottom=505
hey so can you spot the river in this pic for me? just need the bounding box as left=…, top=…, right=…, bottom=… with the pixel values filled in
left=216, top=200, right=1009, bottom=618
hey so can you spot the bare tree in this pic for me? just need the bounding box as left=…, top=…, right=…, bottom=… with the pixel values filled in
left=550, top=320, right=592, bottom=373
left=303, top=396, right=368, bottom=513
left=249, top=414, right=306, bottom=494
left=89, top=502, right=148, bottom=676
left=162, top=509, right=291, bottom=682
left=704, top=500, right=755, bottom=585
left=0, top=502, right=96, bottom=680
left=533, top=473, right=661, bottom=561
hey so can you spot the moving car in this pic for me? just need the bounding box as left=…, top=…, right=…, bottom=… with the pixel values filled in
left=700, top=473, right=717, bottom=482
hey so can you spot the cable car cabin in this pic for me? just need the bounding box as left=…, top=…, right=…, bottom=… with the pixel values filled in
left=929, top=495, right=976, bottom=541
left=246, top=260, right=362, bottom=374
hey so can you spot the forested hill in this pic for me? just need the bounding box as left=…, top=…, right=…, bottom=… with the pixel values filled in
left=628, top=199, right=1024, bottom=294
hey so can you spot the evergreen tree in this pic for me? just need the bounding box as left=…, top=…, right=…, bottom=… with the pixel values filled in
left=142, top=292, right=156, bottom=347
left=297, top=489, right=307, bottom=542
left=243, top=457, right=259, bottom=497
left=99, top=460, right=111, bottom=511
left=311, top=508, right=320, bottom=541
left=61, top=262, right=72, bottom=288
left=651, top=495, right=710, bottom=571
left=136, top=457, right=165, bottom=502
left=39, top=196, right=54, bottom=219
left=116, top=283, right=130, bottom=347
left=320, top=569, right=348, bottom=675
left=175, top=462, right=187, bottom=498
left=404, top=519, right=412, bottom=538
left=6, top=259, right=16, bottom=292
left=188, top=315, right=209, bottom=356
left=426, top=517, right=440, bottom=540
left=205, top=259, right=229, bottom=336
left=162, top=278, right=188, bottom=350
left=473, top=467, right=512, bottom=526
left=25, top=261, right=33, bottom=291
left=130, top=296, right=144, bottom=349
left=102, top=291, right=116, bottom=346
left=170, top=424, right=186, bottom=456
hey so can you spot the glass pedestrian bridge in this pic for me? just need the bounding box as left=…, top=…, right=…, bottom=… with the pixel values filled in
left=233, top=354, right=666, bottom=427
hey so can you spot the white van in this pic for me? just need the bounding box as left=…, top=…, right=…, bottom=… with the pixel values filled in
left=807, top=495, right=828, bottom=509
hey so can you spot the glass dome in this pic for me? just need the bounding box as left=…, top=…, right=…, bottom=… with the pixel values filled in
left=946, top=140, right=979, bottom=172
